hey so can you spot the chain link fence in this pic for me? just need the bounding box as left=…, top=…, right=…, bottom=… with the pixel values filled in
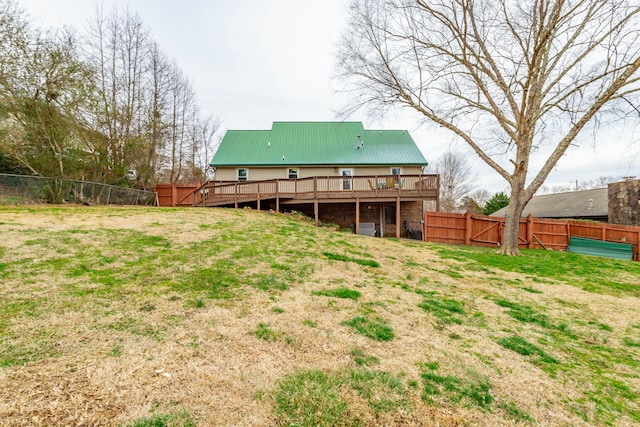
left=0, top=174, right=157, bottom=206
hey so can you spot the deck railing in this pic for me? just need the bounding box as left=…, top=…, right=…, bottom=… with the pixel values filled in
left=191, top=174, right=439, bottom=207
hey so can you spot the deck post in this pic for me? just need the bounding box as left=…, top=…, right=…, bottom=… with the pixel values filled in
left=314, top=199, right=319, bottom=226
left=276, top=180, right=280, bottom=212
left=234, top=183, right=238, bottom=208
left=193, top=180, right=201, bottom=207
left=257, top=182, right=261, bottom=211
left=423, top=211, right=428, bottom=242
left=527, top=215, right=534, bottom=248
left=435, top=175, right=440, bottom=211
left=171, top=182, right=177, bottom=207
left=396, top=196, right=401, bottom=238
left=355, top=198, right=360, bottom=235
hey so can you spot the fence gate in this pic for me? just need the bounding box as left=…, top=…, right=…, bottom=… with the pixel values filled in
left=423, top=210, right=640, bottom=260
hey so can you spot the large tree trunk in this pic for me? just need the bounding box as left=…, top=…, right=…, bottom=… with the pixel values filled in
left=500, top=195, right=525, bottom=255
left=500, top=171, right=528, bottom=255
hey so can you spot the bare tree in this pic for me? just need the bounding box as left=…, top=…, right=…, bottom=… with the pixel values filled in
left=459, top=195, right=483, bottom=214
left=469, top=189, right=492, bottom=209
left=0, top=0, right=28, bottom=93
left=83, top=6, right=221, bottom=187
left=134, top=40, right=170, bottom=190
left=165, top=63, right=195, bottom=183
left=337, top=0, right=640, bottom=255
left=184, top=111, right=222, bottom=183
left=198, top=114, right=223, bottom=181
left=537, top=175, right=622, bottom=194
left=434, top=151, right=476, bottom=212
left=1, top=1, right=221, bottom=188
left=85, top=6, right=150, bottom=184
left=1, top=18, right=94, bottom=185
left=0, top=0, right=29, bottom=163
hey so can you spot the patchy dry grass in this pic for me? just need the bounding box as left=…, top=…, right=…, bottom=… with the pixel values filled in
left=0, top=205, right=639, bottom=426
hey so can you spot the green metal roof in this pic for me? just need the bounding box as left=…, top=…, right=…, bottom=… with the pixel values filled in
left=210, top=122, right=427, bottom=167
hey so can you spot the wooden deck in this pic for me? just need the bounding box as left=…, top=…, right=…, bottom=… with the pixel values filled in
left=190, top=175, right=439, bottom=208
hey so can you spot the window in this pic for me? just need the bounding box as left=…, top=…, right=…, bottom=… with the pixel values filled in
left=237, top=168, right=248, bottom=181
left=288, top=168, right=298, bottom=179
left=340, top=169, right=353, bottom=190
left=391, top=167, right=401, bottom=186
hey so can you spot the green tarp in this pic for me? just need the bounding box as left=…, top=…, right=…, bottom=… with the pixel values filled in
left=567, top=236, right=633, bottom=260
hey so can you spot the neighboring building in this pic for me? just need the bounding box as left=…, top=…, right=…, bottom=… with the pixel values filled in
left=199, top=121, right=439, bottom=238
left=491, top=188, right=608, bottom=222
left=608, top=179, right=640, bottom=226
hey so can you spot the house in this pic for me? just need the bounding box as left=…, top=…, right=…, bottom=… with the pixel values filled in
left=491, top=188, right=608, bottom=222
left=197, top=121, right=439, bottom=238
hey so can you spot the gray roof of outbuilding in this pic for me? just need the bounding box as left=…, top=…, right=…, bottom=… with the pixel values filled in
left=491, top=188, right=608, bottom=218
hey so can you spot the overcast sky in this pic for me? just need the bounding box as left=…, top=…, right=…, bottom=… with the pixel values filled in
left=20, top=0, right=640, bottom=194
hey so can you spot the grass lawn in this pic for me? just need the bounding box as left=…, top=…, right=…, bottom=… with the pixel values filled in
left=0, top=205, right=639, bottom=426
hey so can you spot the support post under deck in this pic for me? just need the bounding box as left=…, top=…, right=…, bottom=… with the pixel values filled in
left=396, top=196, right=401, bottom=238
left=355, top=198, right=360, bottom=235
left=314, top=199, right=319, bottom=226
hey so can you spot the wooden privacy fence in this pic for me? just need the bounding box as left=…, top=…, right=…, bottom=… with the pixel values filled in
left=154, top=182, right=200, bottom=207
left=423, top=211, right=640, bottom=261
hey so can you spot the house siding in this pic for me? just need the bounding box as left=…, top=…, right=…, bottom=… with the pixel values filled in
left=214, top=166, right=423, bottom=182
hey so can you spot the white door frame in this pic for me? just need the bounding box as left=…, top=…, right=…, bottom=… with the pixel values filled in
left=340, top=168, right=353, bottom=190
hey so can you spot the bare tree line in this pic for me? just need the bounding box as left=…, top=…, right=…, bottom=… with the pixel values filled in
left=433, top=151, right=477, bottom=212
left=432, top=151, right=507, bottom=214
left=0, top=0, right=221, bottom=189
left=538, top=176, right=622, bottom=194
